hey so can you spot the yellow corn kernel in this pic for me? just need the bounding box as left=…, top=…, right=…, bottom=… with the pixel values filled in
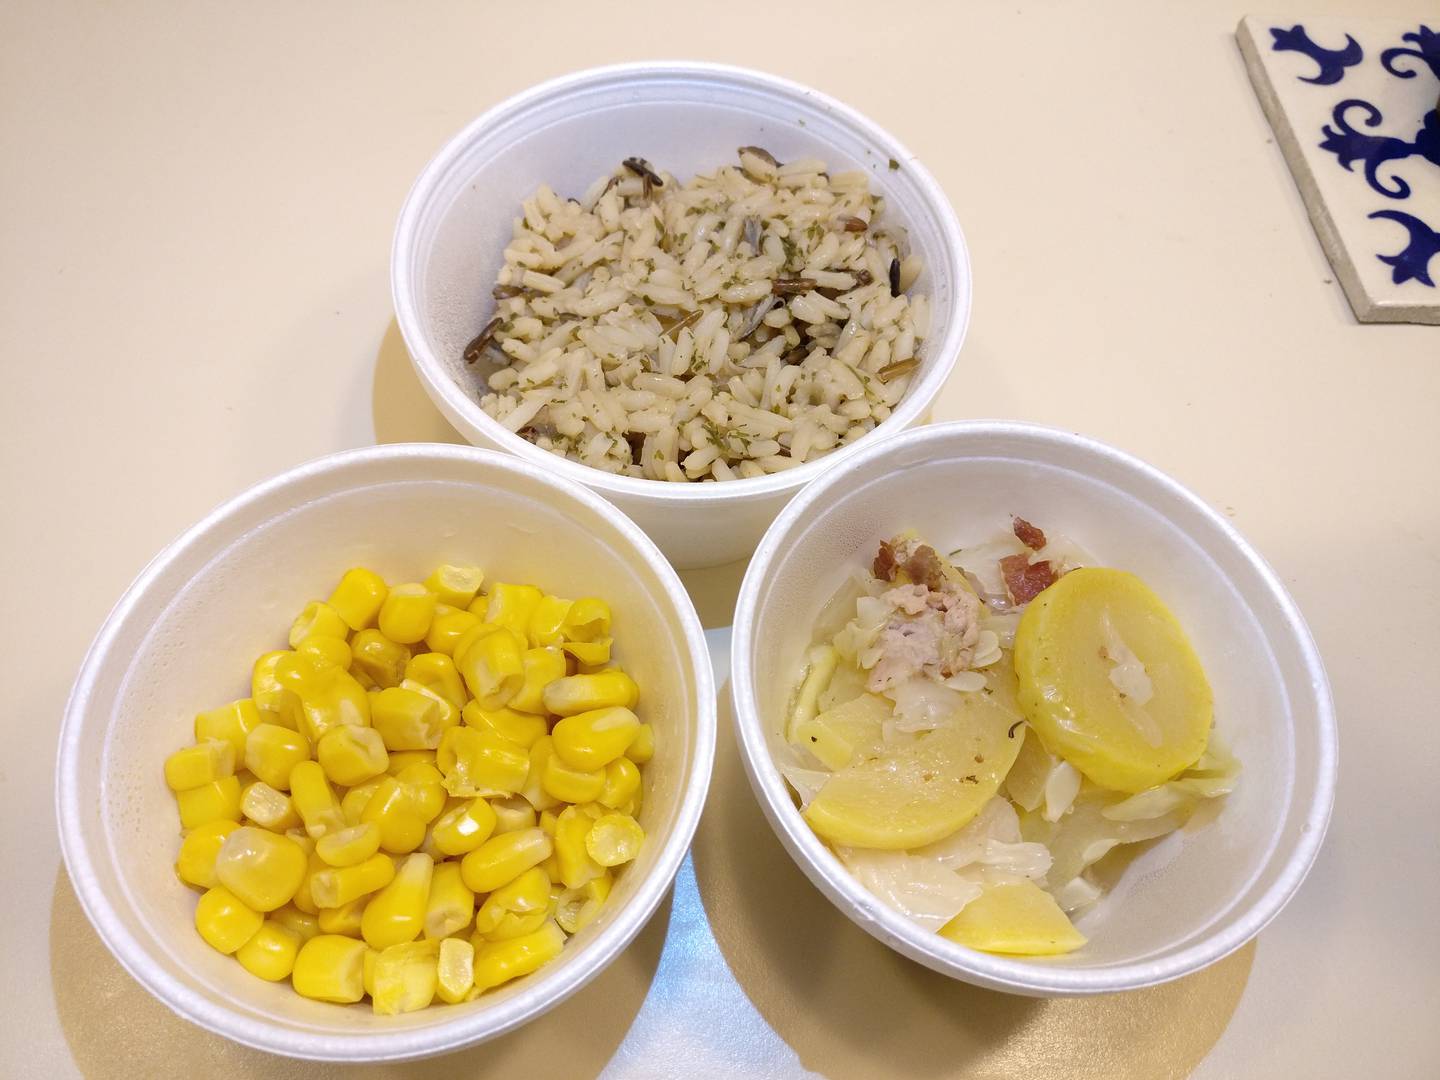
left=524, top=594, right=573, bottom=647
left=519, top=737, right=561, bottom=812
left=274, top=648, right=341, bottom=697
left=424, top=564, right=486, bottom=608
left=327, top=568, right=389, bottom=632
left=362, top=946, right=379, bottom=997
left=585, top=812, right=644, bottom=867
left=396, top=762, right=446, bottom=823
left=472, top=921, right=565, bottom=992
left=451, top=620, right=500, bottom=668
left=457, top=627, right=525, bottom=710
left=243, top=723, right=311, bottom=791
left=554, top=870, right=612, bottom=934
left=378, top=583, right=438, bottom=645
left=289, top=600, right=350, bottom=649
left=473, top=866, right=550, bottom=936
left=490, top=796, right=537, bottom=835
left=297, top=634, right=352, bottom=672
left=340, top=778, right=382, bottom=826
left=424, top=862, right=476, bottom=940
left=598, top=757, right=642, bottom=810
left=285, top=827, right=316, bottom=853
left=289, top=760, right=345, bottom=838
left=195, top=885, right=263, bottom=955
left=538, top=808, right=560, bottom=838
left=315, top=728, right=387, bottom=789
left=237, top=919, right=302, bottom=981
left=553, top=805, right=604, bottom=889
left=399, top=678, right=460, bottom=736
left=437, top=726, right=529, bottom=798
left=253, top=651, right=304, bottom=728
left=290, top=849, right=328, bottom=914
left=194, top=699, right=262, bottom=758
left=405, top=652, right=467, bottom=711
left=436, top=937, right=475, bottom=1004
left=175, top=820, right=240, bottom=889
left=461, top=701, right=547, bottom=749
left=362, top=853, right=433, bottom=950
left=213, top=825, right=309, bottom=911
left=361, top=776, right=427, bottom=853
left=424, top=605, right=481, bottom=657
left=561, top=597, right=612, bottom=643
left=372, top=939, right=440, bottom=1015
left=460, top=828, right=552, bottom=894
left=273, top=905, right=320, bottom=943
left=241, top=781, right=302, bottom=831
left=164, top=739, right=235, bottom=793
left=627, top=724, right=655, bottom=765
left=387, top=749, right=438, bottom=775
left=541, top=750, right=606, bottom=805
left=485, top=582, right=544, bottom=637
left=508, top=647, right=567, bottom=715
left=371, top=686, right=445, bottom=751
left=310, top=851, right=395, bottom=909
left=350, top=629, right=411, bottom=689
left=292, top=934, right=368, bottom=1003
left=316, top=823, right=382, bottom=867
left=431, top=798, right=498, bottom=857
left=543, top=672, right=640, bottom=718
left=620, top=784, right=643, bottom=821
left=298, top=671, right=371, bottom=743
left=317, top=897, right=368, bottom=937
left=177, top=775, right=243, bottom=830
left=561, top=638, right=613, bottom=667
left=551, top=706, right=641, bottom=771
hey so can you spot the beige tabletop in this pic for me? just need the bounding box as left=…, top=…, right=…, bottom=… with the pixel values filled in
left=3, top=1, right=1437, bottom=1077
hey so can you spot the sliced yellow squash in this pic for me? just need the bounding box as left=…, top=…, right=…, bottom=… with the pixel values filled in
left=792, top=692, right=891, bottom=770
left=939, top=879, right=1086, bottom=955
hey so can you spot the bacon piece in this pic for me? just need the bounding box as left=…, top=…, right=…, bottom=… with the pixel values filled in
left=1012, top=516, right=1047, bottom=551
left=1001, top=553, right=1056, bottom=604
left=873, top=540, right=899, bottom=581
left=902, top=544, right=947, bottom=592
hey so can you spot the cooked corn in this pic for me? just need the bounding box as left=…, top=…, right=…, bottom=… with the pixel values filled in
left=423, top=861, right=475, bottom=940
left=292, top=934, right=368, bottom=1003
left=316, top=725, right=388, bottom=787
left=431, top=798, right=498, bottom=857
left=526, top=594, right=572, bottom=647
left=362, top=852, right=434, bottom=950
left=489, top=796, right=537, bottom=835
left=237, top=920, right=302, bottom=981
left=214, top=826, right=309, bottom=912
left=541, top=749, right=606, bottom=805
left=244, top=723, right=311, bottom=791
left=327, top=568, right=388, bottom=632
left=519, top=737, right=561, bottom=813
left=457, top=627, right=525, bottom=710
left=289, top=761, right=345, bottom=838
left=350, top=629, right=411, bottom=689
left=289, top=600, right=351, bottom=649
left=598, top=757, right=642, bottom=810
left=542, top=672, right=640, bottom=718
left=371, top=686, right=445, bottom=751
left=386, top=749, right=437, bottom=775
left=424, top=564, right=485, bottom=609
left=241, top=781, right=302, bottom=831
left=273, top=905, right=321, bottom=944
left=372, top=939, right=439, bottom=1015
left=378, top=583, right=437, bottom=645
left=460, top=828, right=552, bottom=894
left=177, top=775, right=243, bottom=830
left=360, top=776, right=426, bottom=853
left=405, top=652, right=467, bottom=711
left=297, top=634, right=352, bottom=672
left=310, top=851, right=396, bottom=909
left=317, top=897, right=368, bottom=937
left=553, top=805, right=605, bottom=890
left=164, top=739, right=235, bottom=792
left=437, top=726, right=529, bottom=797
left=561, top=638, right=613, bottom=667
left=508, top=647, right=567, bottom=714
left=472, top=921, right=566, bottom=992
left=194, top=699, right=262, bottom=758
left=461, top=702, right=547, bottom=749
left=253, top=651, right=304, bottom=728
left=316, top=823, right=382, bottom=867
left=175, top=820, right=240, bottom=889
left=395, top=762, right=446, bottom=822
left=340, top=777, right=382, bottom=826
left=550, top=706, right=641, bottom=770
left=473, top=866, right=550, bottom=939
left=195, top=885, right=264, bottom=955
left=560, top=597, right=611, bottom=642
left=435, top=937, right=475, bottom=1004
left=423, top=605, right=481, bottom=657
left=585, top=813, right=644, bottom=867
left=627, top=724, right=655, bottom=765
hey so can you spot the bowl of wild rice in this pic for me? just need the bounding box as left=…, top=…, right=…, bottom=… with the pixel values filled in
left=392, top=62, right=970, bottom=569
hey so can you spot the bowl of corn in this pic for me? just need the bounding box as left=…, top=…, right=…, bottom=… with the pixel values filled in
left=56, top=443, right=715, bottom=1061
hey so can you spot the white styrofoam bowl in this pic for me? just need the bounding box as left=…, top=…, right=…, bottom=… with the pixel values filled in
left=392, top=61, right=971, bottom=569
left=730, top=421, right=1336, bottom=996
left=55, top=444, right=716, bottom=1061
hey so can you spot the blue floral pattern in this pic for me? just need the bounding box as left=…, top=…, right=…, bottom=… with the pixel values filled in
left=1369, top=211, right=1440, bottom=286
left=1269, top=25, right=1363, bottom=85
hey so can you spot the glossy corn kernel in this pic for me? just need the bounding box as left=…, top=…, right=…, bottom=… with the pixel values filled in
left=298, top=670, right=371, bottom=743
left=214, top=826, right=309, bottom=912
left=362, top=946, right=379, bottom=997
left=508, top=647, right=567, bottom=714
left=396, top=677, right=460, bottom=738
left=288, top=600, right=350, bottom=649
left=175, top=820, right=240, bottom=889
left=538, top=808, right=560, bottom=838
left=327, top=568, right=388, bottom=632
left=316, top=823, right=382, bottom=868
left=472, top=920, right=565, bottom=993
left=317, top=897, right=368, bottom=937
left=194, top=699, right=262, bottom=758
left=431, top=798, right=498, bottom=857
left=289, top=761, right=344, bottom=838
left=457, top=627, right=525, bottom=710
left=292, top=934, right=368, bottom=1003
left=553, top=805, right=604, bottom=889
left=314, top=728, right=385, bottom=789
left=598, top=757, right=642, bottom=810
left=241, top=781, right=302, bottom=831
left=362, top=853, right=433, bottom=950
left=423, top=862, right=476, bottom=940
left=551, top=706, right=641, bottom=771
left=585, top=813, right=644, bottom=868
left=438, top=726, right=530, bottom=798
left=274, top=648, right=341, bottom=698
left=561, top=597, right=611, bottom=643
left=378, top=583, right=437, bottom=645
left=177, top=775, right=243, bottom=830
left=423, top=605, right=481, bottom=657
left=360, top=776, right=427, bottom=854
left=485, top=582, right=544, bottom=637
left=460, top=828, right=552, bottom=894
left=244, top=723, right=311, bottom=791
left=289, top=849, right=329, bottom=915
left=461, top=701, right=547, bottom=749
left=554, top=871, right=612, bottom=935
left=519, top=737, right=561, bottom=813
left=166, top=739, right=236, bottom=793
left=627, top=724, right=655, bottom=765
left=526, top=594, right=573, bottom=647
left=371, top=686, right=445, bottom=751
left=237, top=919, right=302, bottom=981
left=350, top=629, right=411, bottom=689
left=273, top=905, right=321, bottom=944
left=396, top=762, right=446, bottom=822
left=436, top=937, right=475, bottom=1004
left=340, top=778, right=382, bottom=826
left=543, top=672, right=640, bottom=718
left=541, top=749, right=606, bottom=805
left=285, top=827, right=316, bottom=853
left=425, top=564, right=486, bottom=608
left=195, top=886, right=263, bottom=955
left=372, top=939, right=439, bottom=1015
left=467, top=592, right=490, bottom=618
left=253, top=651, right=304, bottom=728
left=473, top=866, right=550, bottom=937
left=405, top=652, right=467, bottom=710
left=297, top=634, right=352, bottom=671
left=387, top=749, right=438, bottom=775
left=310, top=851, right=395, bottom=909
left=451, top=620, right=499, bottom=667
left=561, top=638, right=613, bottom=667
left=490, top=796, right=537, bottom=835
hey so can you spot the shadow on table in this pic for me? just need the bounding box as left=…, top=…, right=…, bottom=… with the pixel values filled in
left=51, top=866, right=670, bottom=1080
left=371, top=318, right=468, bottom=446
left=691, top=688, right=1256, bottom=1080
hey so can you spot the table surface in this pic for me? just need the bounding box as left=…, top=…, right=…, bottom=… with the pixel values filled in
left=3, top=2, right=1436, bottom=1077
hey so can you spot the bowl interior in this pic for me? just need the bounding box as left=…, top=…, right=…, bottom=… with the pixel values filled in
left=737, top=425, right=1331, bottom=989
left=65, top=448, right=709, bottom=1057
left=399, top=64, right=965, bottom=457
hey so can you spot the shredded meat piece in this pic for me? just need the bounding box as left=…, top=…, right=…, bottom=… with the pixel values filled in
left=866, top=580, right=981, bottom=692
left=902, top=545, right=946, bottom=591
left=1012, top=516, right=1047, bottom=551
left=873, top=539, right=899, bottom=581
left=1000, top=553, right=1056, bottom=604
